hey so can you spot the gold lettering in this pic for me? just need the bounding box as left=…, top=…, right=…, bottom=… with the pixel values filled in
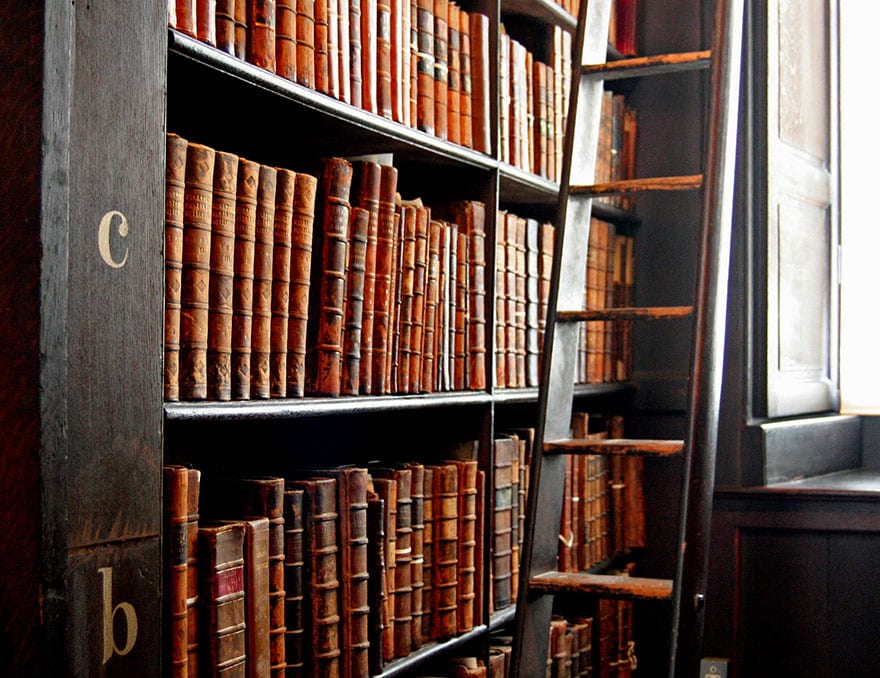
left=98, top=210, right=129, bottom=269
left=99, top=567, right=138, bottom=663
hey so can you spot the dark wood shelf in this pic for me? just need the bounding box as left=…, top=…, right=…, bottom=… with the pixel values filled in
left=501, top=0, right=577, bottom=31
left=375, top=625, right=488, bottom=678
left=489, top=605, right=517, bottom=630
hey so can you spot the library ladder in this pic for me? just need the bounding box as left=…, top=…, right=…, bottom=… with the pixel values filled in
left=509, top=0, right=743, bottom=676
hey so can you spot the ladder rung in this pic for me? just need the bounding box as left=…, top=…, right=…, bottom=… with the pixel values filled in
left=582, top=50, right=712, bottom=81
left=570, top=174, right=703, bottom=197
left=543, top=438, right=684, bottom=457
left=556, top=306, right=693, bottom=322
left=529, top=571, right=674, bottom=601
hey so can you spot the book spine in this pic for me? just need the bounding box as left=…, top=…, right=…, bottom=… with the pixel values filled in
left=453, top=459, right=477, bottom=633
left=251, top=165, right=278, bottom=399
left=313, top=0, right=330, bottom=93
left=404, top=463, right=425, bottom=648
left=456, top=201, right=486, bottom=390
left=453, top=229, right=468, bottom=390
left=370, top=165, right=400, bottom=394
left=388, top=207, right=406, bottom=391
left=296, top=0, right=317, bottom=88
left=276, top=0, right=298, bottom=79
left=366, top=491, right=387, bottom=675
left=165, top=134, right=188, bottom=402
left=269, top=169, right=295, bottom=398
left=163, top=466, right=190, bottom=678
left=376, top=0, right=393, bottom=118
left=341, top=207, right=370, bottom=395
left=431, top=463, right=458, bottom=639
left=420, top=466, right=434, bottom=645
left=408, top=204, right=429, bottom=393
left=326, top=0, right=341, bottom=99
left=176, top=0, right=198, bottom=36
left=393, top=470, right=414, bottom=657
left=287, top=172, right=318, bottom=397
left=504, top=212, right=517, bottom=388
left=397, top=205, right=417, bottom=393
left=415, top=0, right=435, bottom=134
left=232, top=158, right=260, bottom=400
left=491, top=438, right=514, bottom=611
left=468, top=12, right=490, bottom=154
left=185, top=469, right=201, bottom=677
left=420, top=219, right=441, bottom=392
left=391, top=0, right=410, bottom=124
left=180, top=142, right=216, bottom=400
left=472, top=468, right=486, bottom=628
left=352, top=161, right=382, bottom=394
left=216, top=0, right=236, bottom=54
left=234, top=0, right=247, bottom=59
left=360, top=0, right=378, bottom=113
left=432, top=0, right=448, bottom=140
left=445, top=2, right=460, bottom=145
left=243, top=517, right=272, bottom=678
left=206, top=151, right=239, bottom=401
left=409, top=0, right=418, bottom=125
left=514, top=215, right=527, bottom=388
left=337, top=0, right=351, bottom=103
left=283, top=489, right=306, bottom=676
left=197, top=0, right=217, bottom=46
left=371, top=477, right=397, bottom=664
left=495, top=211, right=507, bottom=388
left=524, top=218, right=540, bottom=387
left=457, top=7, right=472, bottom=148
left=248, top=0, right=278, bottom=70
left=349, top=0, right=363, bottom=108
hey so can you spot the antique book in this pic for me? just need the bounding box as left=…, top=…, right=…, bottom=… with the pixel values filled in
left=445, top=2, right=460, bottom=145
left=408, top=201, right=430, bottom=393
left=325, top=0, right=341, bottom=99
left=240, top=517, right=271, bottom=678
left=283, top=489, right=306, bottom=676
left=420, top=219, right=441, bottom=392
left=415, top=0, right=435, bottom=134
left=348, top=0, right=363, bottom=108
left=180, top=142, right=216, bottom=400
left=571, top=617, right=593, bottom=677
left=491, top=436, right=514, bottom=611
left=420, top=465, right=434, bottom=645
left=314, top=0, right=330, bottom=93
left=296, top=0, right=316, bottom=88
left=186, top=468, right=202, bottom=677
left=163, top=466, right=190, bottom=678
left=499, top=33, right=512, bottom=167
left=524, top=218, right=540, bottom=387
left=403, top=463, right=425, bottom=648
left=287, top=172, right=319, bottom=397
left=231, top=158, right=260, bottom=400
left=468, top=12, right=490, bottom=153
left=538, top=221, right=554, bottom=367
left=396, top=203, right=417, bottom=393
left=430, top=462, right=458, bottom=639
left=341, top=207, right=370, bottom=395
left=360, top=0, right=378, bottom=113
left=306, top=157, right=353, bottom=396
left=370, top=164, right=400, bottom=394
left=276, top=0, right=298, bottom=79
left=164, top=133, right=188, bottom=402
left=513, top=214, right=527, bottom=388
left=234, top=0, right=247, bottom=59
left=494, top=211, right=507, bottom=388
left=198, top=522, right=247, bottom=677
left=532, top=60, right=547, bottom=178
left=408, top=0, right=418, bottom=125
left=390, top=0, right=411, bottom=124
left=250, top=165, right=278, bottom=399
left=376, top=0, right=393, bottom=118
left=386, top=207, right=405, bottom=390
left=337, top=0, right=351, bottom=103
left=196, top=0, right=217, bottom=46
left=450, top=459, right=477, bottom=633
left=432, top=0, right=448, bottom=140
left=549, top=616, right=573, bottom=678
left=175, top=0, right=197, bottom=36
left=472, top=468, right=486, bottom=627
left=509, top=435, right=521, bottom=596
left=503, top=212, right=517, bottom=387
left=369, top=476, right=397, bottom=663
left=215, top=0, right=236, bottom=54
left=288, top=477, right=342, bottom=676
left=448, top=657, right=487, bottom=677
left=365, top=490, right=388, bottom=675
left=248, top=0, right=277, bottom=70
left=205, top=150, right=239, bottom=401
left=453, top=229, right=469, bottom=390
left=457, top=7, right=472, bottom=148
left=449, top=200, right=486, bottom=390
left=269, top=169, right=295, bottom=398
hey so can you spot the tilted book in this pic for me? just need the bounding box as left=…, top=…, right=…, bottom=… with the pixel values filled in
left=164, top=133, right=188, bottom=402
left=231, top=158, right=260, bottom=400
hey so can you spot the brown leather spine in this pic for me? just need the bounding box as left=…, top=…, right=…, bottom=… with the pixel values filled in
left=231, top=158, right=260, bottom=400
left=314, top=0, right=330, bottom=93
left=453, top=229, right=468, bottom=390
left=391, top=0, right=411, bottom=125
left=180, top=142, right=216, bottom=400
left=457, top=8, right=472, bottom=148
left=198, top=522, right=247, bottom=677
left=185, top=469, right=201, bottom=678
left=376, top=0, right=393, bottom=118
left=415, top=0, right=435, bottom=134
left=248, top=0, right=277, bottom=70
left=176, top=0, right=198, bottom=37
left=306, top=157, right=353, bottom=396
left=514, top=214, right=527, bottom=388
left=451, top=459, right=477, bottom=633
left=206, top=151, right=238, bottom=401
left=251, top=165, right=278, bottom=399
left=504, top=211, right=517, bottom=388
left=296, top=0, right=316, bottom=88
left=430, top=462, right=458, bottom=639
left=445, top=2, right=460, bottom=145
left=468, top=12, right=490, bottom=154
left=494, top=210, right=508, bottom=388
left=533, top=60, right=547, bottom=179
left=270, top=169, right=295, bottom=398
left=450, top=201, right=486, bottom=390
left=420, top=466, right=434, bottom=644
left=491, top=436, right=514, bottom=611
left=283, top=489, right=305, bottom=676
left=387, top=208, right=405, bottom=390
left=510, top=437, right=522, bottom=595
left=289, top=477, right=342, bottom=676
left=165, top=133, right=187, bottom=402
left=420, top=219, right=441, bottom=393
left=409, top=0, right=418, bottom=125
left=360, top=0, right=378, bottom=113
left=287, top=172, right=318, bottom=397
left=538, top=221, right=553, bottom=370
left=524, top=218, right=540, bottom=387
left=242, top=517, right=271, bottom=678
left=370, top=165, right=399, bottom=394
left=340, top=207, right=368, bottom=394
left=337, top=0, right=351, bottom=103
left=276, top=0, right=298, bottom=79
left=408, top=204, right=429, bottom=392
left=216, top=0, right=236, bottom=54
left=365, top=490, right=388, bottom=674
left=348, top=0, right=363, bottom=108
left=235, top=0, right=248, bottom=59
left=197, top=0, right=217, bottom=45
left=326, top=0, right=341, bottom=99
left=397, top=204, right=417, bottom=393
left=473, top=468, right=486, bottom=627
left=350, top=161, right=381, bottom=394
left=404, top=463, right=425, bottom=648
left=431, top=0, right=448, bottom=139
left=163, top=466, right=189, bottom=678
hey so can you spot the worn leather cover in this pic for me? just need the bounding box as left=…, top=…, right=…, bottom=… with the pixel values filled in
left=164, top=134, right=188, bottom=402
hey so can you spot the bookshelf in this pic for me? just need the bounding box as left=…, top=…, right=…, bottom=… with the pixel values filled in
left=3, top=0, right=658, bottom=675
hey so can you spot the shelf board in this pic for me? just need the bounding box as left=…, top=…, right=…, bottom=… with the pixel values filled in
left=501, top=0, right=577, bottom=31
left=375, top=624, right=488, bottom=678
left=494, top=382, right=635, bottom=405
left=499, top=162, right=560, bottom=207
left=489, top=605, right=517, bottom=630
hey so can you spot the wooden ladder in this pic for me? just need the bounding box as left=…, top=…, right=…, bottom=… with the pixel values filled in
left=509, top=0, right=743, bottom=676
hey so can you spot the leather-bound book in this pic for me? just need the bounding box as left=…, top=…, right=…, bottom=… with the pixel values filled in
left=198, top=522, right=247, bottom=677
left=337, top=0, right=351, bottom=103
left=415, top=0, right=435, bottom=134
left=283, top=489, right=306, bottom=676
left=472, top=468, right=485, bottom=627
left=503, top=212, right=517, bottom=388
left=350, top=161, right=381, bottom=394
left=277, top=0, right=298, bottom=80
left=206, top=150, right=239, bottom=401
left=197, top=0, right=217, bottom=46
left=306, top=157, right=353, bottom=396
left=429, top=462, right=458, bottom=639
left=396, top=203, right=417, bottom=393
left=450, top=459, right=477, bottom=633
left=326, top=0, right=341, bottom=99
left=176, top=0, right=197, bottom=36
left=248, top=0, right=277, bottom=71
left=435, top=222, right=451, bottom=390
left=314, top=0, right=330, bottom=93
left=231, top=158, right=260, bottom=400
left=571, top=617, right=593, bottom=677
left=449, top=657, right=487, bottom=677
left=524, top=218, right=540, bottom=387
left=296, top=0, right=316, bottom=88
left=237, top=517, right=271, bottom=678
left=165, top=133, right=187, bottom=402
left=403, top=463, right=425, bottom=648
left=365, top=490, right=388, bottom=675
left=408, top=203, right=429, bottom=392
left=487, top=647, right=506, bottom=678
left=391, top=0, right=411, bottom=125
left=468, top=12, right=490, bottom=154
left=288, top=477, right=341, bottom=676
left=234, top=0, right=247, bottom=59
left=420, top=466, right=434, bottom=644
left=163, top=466, right=190, bottom=678
left=408, top=0, right=418, bottom=125
left=491, top=436, right=514, bottom=611
left=341, top=207, right=370, bottom=395
left=538, top=221, right=554, bottom=368
left=369, top=476, right=397, bottom=663
left=386, top=204, right=405, bottom=390
left=457, top=7, right=472, bottom=148
left=180, top=142, right=216, bottom=400
left=270, top=169, right=295, bottom=398
left=445, top=2, right=460, bottom=145
left=251, top=165, right=278, bottom=399
left=360, top=0, right=378, bottom=113
left=449, top=201, right=486, bottom=390
left=287, top=172, right=318, bottom=397
left=370, top=164, right=400, bottom=394
left=494, top=210, right=507, bottom=388
left=431, top=0, right=448, bottom=139
left=514, top=214, right=527, bottom=388
left=509, top=436, right=521, bottom=595
left=216, top=0, right=236, bottom=54
left=185, top=468, right=202, bottom=678
left=419, top=219, right=441, bottom=393
left=372, top=468, right=413, bottom=658
left=453, top=229, right=468, bottom=391
left=532, top=61, right=547, bottom=179
left=376, top=0, right=393, bottom=118
left=348, top=0, right=363, bottom=108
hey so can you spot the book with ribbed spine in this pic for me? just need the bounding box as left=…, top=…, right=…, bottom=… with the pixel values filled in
left=185, top=468, right=201, bottom=677
left=270, top=168, right=295, bottom=398
left=514, top=214, right=527, bottom=388
left=403, top=463, right=425, bottom=647
left=453, top=228, right=468, bottom=390
left=196, top=0, right=217, bottom=45
left=251, top=165, right=278, bottom=399
left=408, top=201, right=429, bottom=393
left=450, top=459, right=477, bottom=633
left=375, top=0, right=393, bottom=118
left=370, top=164, right=400, bottom=393
left=174, top=0, right=197, bottom=36
left=420, top=465, right=434, bottom=644
left=231, top=158, right=260, bottom=400
left=369, top=476, right=396, bottom=664
left=430, top=462, right=458, bottom=639
left=420, top=219, right=441, bottom=392
left=248, top=0, right=277, bottom=70
left=457, top=7, right=472, bottom=148
left=396, top=203, right=417, bottom=393
left=325, top=0, right=340, bottom=99
left=337, top=0, right=351, bottom=103
left=524, top=218, right=540, bottom=387
left=163, top=465, right=190, bottom=678
left=491, top=436, right=514, bottom=611
left=365, top=489, right=388, bottom=675
left=415, top=0, right=435, bottom=134
left=283, top=489, right=305, bottom=676
left=296, top=0, right=316, bottom=88
left=468, top=12, right=490, bottom=154
left=215, top=0, right=236, bottom=54
left=432, top=0, right=448, bottom=140
left=234, top=517, right=271, bottom=678
left=446, top=2, right=460, bottom=145
left=277, top=0, right=297, bottom=79
left=341, top=207, right=370, bottom=395
left=287, top=172, right=318, bottom=397
left=449, top=200, right=486, bottom=390
left=164, top=133, right=187, bottom=402
left=391, top=0, right=411, bottom=125
left=314, top=0, right=330, bottom=93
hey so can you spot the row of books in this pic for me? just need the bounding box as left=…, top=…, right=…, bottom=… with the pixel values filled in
left=163, top=447, right=486, bottom=677
left=595, top=91, right=638, bottom=211
left=168, top=0, right=494, bottom=155
left=164, top=133, right=488, bottom=402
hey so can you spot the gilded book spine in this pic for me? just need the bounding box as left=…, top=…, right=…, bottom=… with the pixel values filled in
left=164, top=134, right=188, bottom=402
left=231, top=158, right=260, bottom=400
left=270, top=169, right=295, bottom=398
left=287, top=172, right=318, bottom=397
